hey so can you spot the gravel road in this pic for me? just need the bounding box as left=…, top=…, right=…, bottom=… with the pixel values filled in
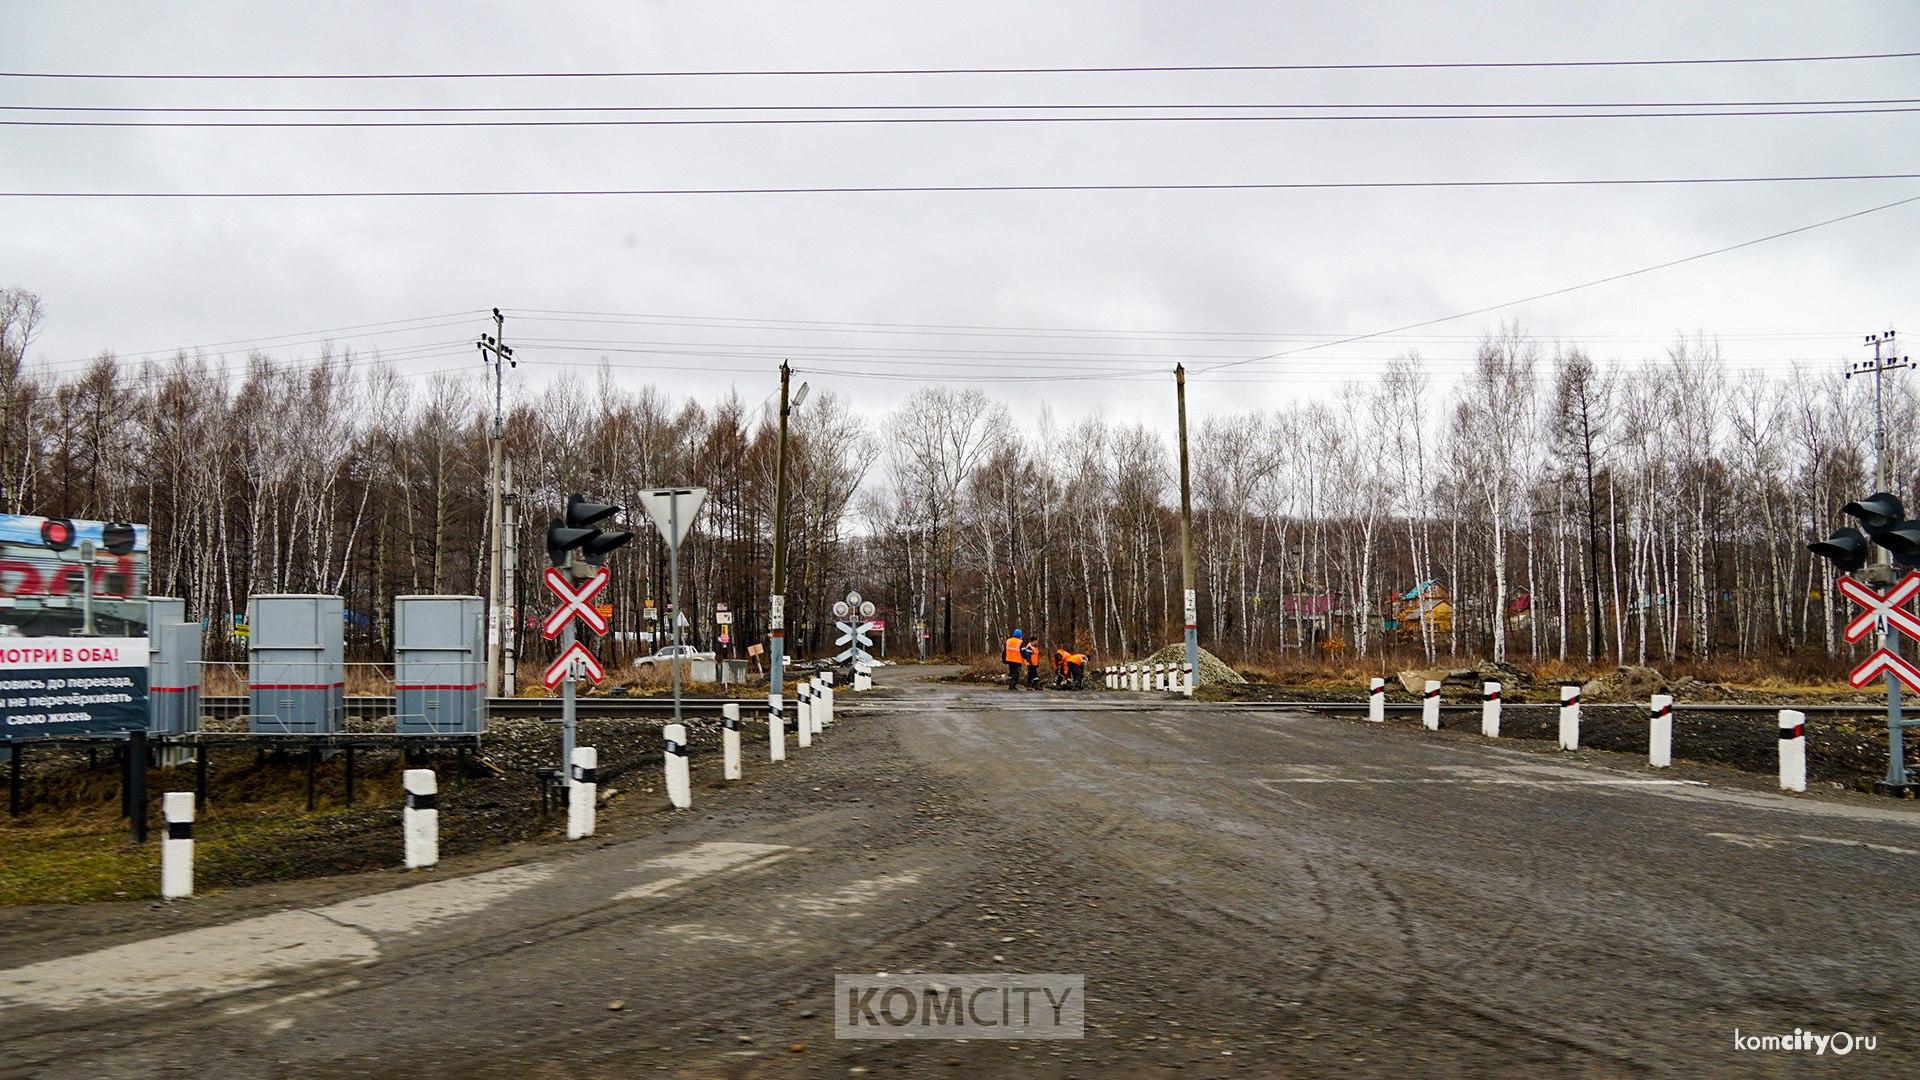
left=2, top=665, right=1917, bottom=1077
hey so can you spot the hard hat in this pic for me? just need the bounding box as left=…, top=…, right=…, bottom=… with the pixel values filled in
left=1013, top=629, right=1023, bottom=637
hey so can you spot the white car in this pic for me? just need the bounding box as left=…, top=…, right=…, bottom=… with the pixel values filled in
left=632, top=644, right=716, bottom=670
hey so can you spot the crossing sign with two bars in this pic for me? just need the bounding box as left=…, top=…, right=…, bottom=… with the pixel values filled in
left=1840, top=571, right=1920, bottom=692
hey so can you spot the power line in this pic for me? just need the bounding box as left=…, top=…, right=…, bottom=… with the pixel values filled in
left=9, top=173, right=1920, bottom=198
left=16, top=106, right=1920, bottom=128
left=11, top=97, right=1920, bottom=114
left=5, top=50, right=1916, bottom=79
left=1200, top=190, right=1920, bottom=374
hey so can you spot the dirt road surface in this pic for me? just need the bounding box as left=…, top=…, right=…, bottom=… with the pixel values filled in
left=3, top=666, right=1918, bottom=1077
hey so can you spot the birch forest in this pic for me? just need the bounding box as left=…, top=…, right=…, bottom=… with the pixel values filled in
left=2, top=286, right=1901, bottom=669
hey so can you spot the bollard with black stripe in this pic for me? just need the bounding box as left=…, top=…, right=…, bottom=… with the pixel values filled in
left=1779, top=710, right=1807, bottom=792
left=722, top=702, right=742, bottom=781
left=1481, top=681, right=1502, bottom=738
left=796, top=681, right=814, bottom=747
left=568, top=746, right=597, bottom=839
left=1649, top=693, right=1674, bottom=768
left=403, top=768, right=438, bottom=868
left=768, top=691, right=786, bottom=762
left=1368, top=677, right=1385, bottom=723
left=161, top=791, right=194, bottom=899
left=1559, top=685, right=1582, bottom=751
left=1422, top=680, right=1442, bottom=731
left=820, top=671, right=834, bottom=728
left=663, top=724, right=691, bottom=809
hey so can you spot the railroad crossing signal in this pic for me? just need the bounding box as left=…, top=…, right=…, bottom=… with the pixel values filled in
left=542, top=565, right=610, bottom=640
left=831, top=590, right=879, bottom=665
left=542, top=640, right=605, bottom=689
left=1838, top=572, right=1920, bottom=644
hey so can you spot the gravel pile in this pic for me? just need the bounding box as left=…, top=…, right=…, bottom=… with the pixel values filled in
left=1140, top=644, right=1246, bottom=685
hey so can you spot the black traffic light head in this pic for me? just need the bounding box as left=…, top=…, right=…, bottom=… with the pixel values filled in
left=580, top=529, right=634, bottom=566
left=1844, top=492, right=1906, bottom=531
left=1809, top=526, right=1871, bottom=573
left=546, top=520, right=597, bottom=566
left=1876, top=521, right=1920, bottom=566
left=566, top=494, right=620, bottom=530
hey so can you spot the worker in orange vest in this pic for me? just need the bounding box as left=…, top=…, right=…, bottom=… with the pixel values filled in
left=1055, top=647, right=1087, bottom=690
left=1021, top=638, right=1041, bottom=688
left=1003, top=629, right=1026, bottom=690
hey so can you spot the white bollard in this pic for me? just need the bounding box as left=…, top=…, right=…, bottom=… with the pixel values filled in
left=1779, top=710, right=1807, bottom=792
left=404, top=768, right=438, bottom=868
left=855, top=664, right=872, bottom=691
left=821, top=672, right=835, bottom=728
left=811, top=676, right=826, bottom=733
left=722, top=703, right=742, bottom=780
left=1422, top=680, right=1441, bottom=730
left=1649, top=693, right=1673, bottom=768
left=1157, top=663, right=1168, bottom=691
left=796, top=682, right=813, bottom=747
left=663, top=725, right=692, bottom=809
left=161, top=791, right=194, bottom=899
left=568, top=746, right=598, bottom=838
left=768, top=692, right=786, bottom=761
left=1481, top=682, right=1501, bottom=738
left=1104, top=666, right=1112, bottom=689
left=1368, top=677, right=1385, bottom=722
left=1559, top=684, right=1581, bottom=751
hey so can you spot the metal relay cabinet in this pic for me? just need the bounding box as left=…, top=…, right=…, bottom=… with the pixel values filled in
left=145, top=596, right=200, bottom=741
left=247, top=594, right=344, bottom=735
left=393, top=594, right=485, bottom=735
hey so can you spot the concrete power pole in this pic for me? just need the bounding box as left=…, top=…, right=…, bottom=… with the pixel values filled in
left=477, top=309, right=514, bottom=697
left=770, top=363, right=808, bottom=707
left=1851, top=330, right=1914, bottom=790
left=1175, top=365, right=1198, bottom=695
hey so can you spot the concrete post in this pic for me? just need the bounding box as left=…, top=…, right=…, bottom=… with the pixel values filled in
left=722, top=703, right=742, bottom=780
left=568, top=746, right=597, bottom=838
left=1649, top=693, right=1673, bottom=768
left=820, top=672, right=834, bottom=728
left=1422, top=680, right=1441, bottom=731
left=768, top=691, right=786, bottom=761
left=161, top=791, right=194, bottom=899
left=663, top=725, right=691, bottom=809
left=796, top=682, right=813, bottom=748
left=403, top=768, right=437, bottom=868
left=1779, top=710, right=1807, bottom=792
left=1481, top=682, right=1501, bottom=738
left=1368, top=677, right=1385, bottom=723
left=1559, top=685, right=1581, bottom=751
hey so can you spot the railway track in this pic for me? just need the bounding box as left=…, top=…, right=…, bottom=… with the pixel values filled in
left=197, top=694, right=765, bottom=720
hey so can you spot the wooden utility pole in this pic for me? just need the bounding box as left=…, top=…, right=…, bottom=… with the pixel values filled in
left=770, top=363, right=806, bottom=705
left=1176, top=365, right=1198, bottom=695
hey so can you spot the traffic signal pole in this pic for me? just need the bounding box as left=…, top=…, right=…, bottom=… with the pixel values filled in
left=1175, top=365, right=1198, bottom=696
left=1857, top=330, right=1914, bottom=789
left=479, top=309, right=514, bottom=698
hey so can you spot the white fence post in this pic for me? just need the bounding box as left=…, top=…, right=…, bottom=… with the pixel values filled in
left=568, top=746, right=598, bottom=838
left=796, top=681, right=813, bottom=747
left=161, top=791, right=194, bottom=899
left=1559, top=685, right=1581, bottom=751
left=722, top=703, right=742, bottom=780
left=663, top=725, right=692, bottom=809
left=1481, top=682, right=1501, bottom=738
left=404, top=768, right=438, bottom=868
left=1368, top=677, right=1385, bottom=723
left=821, top=672, right=835, bottom=727
left=768, top=692, right=786, bottom=761
left=1422, top=680, right=1441, bottom=730
left=1649, top=693, right=1673, bottom=768
left=1779, top=710, right=1807, bottom=792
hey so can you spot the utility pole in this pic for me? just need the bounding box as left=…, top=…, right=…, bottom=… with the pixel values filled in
left=1175, top=365, right=1198, bottom=696
left=502, top=459, right=519, bottom=692
left=1849, top=330, right=1915, bottom=790
left=477, top=309, right=514, bottom=697
left=770, top=363, right=808, bottom=710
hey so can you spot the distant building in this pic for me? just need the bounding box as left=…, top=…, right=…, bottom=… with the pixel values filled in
left=1383, top=580, right=1452, bottom=637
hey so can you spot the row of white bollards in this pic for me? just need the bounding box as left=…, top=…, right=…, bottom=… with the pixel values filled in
left=1102, top=662, right=1195, bottom=696
left=1374, top=678, right=1813, bottom=793
left=160, top=671, right=856, bottom=899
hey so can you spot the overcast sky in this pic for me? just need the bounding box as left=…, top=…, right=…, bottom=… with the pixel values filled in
left=5, top=1, right=1919, bottom=434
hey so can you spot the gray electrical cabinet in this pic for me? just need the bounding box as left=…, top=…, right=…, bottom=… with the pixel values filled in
left=393, top=594, right=485, bottom=735
left=247, top=594, right=344, bottom=735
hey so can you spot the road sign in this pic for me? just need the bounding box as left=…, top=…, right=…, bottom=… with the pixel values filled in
left=1851, top=647, right=1920, bottom=693
left=636, top=487, right=707, bottom=547
left=1838, top=572, right=1920, bottom=643
left=870, top=618, right=886, bottom=631
left=593, top=603, right=613, bottom=620
left=542, top=640, right=605, bottom=689
left=541, top=566, right=609, bottom=640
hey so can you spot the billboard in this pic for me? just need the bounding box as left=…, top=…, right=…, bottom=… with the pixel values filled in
left=0, top=514, right=152, bottom=741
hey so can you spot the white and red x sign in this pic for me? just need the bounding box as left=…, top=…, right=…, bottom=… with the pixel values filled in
left=541, top=641, right=606, bottom=689
left=1850, top=648, right=1920, bottom=693
left=542, top=565, right=610, bottom=640
left=1837, top=572, right=1920, bottom=644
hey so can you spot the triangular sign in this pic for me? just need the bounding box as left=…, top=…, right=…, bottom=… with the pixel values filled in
left=636, top=487, right=707, bottom=548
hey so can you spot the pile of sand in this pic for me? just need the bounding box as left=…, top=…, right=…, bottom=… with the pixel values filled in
left=1140, top=644, right=1247, bottom=685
